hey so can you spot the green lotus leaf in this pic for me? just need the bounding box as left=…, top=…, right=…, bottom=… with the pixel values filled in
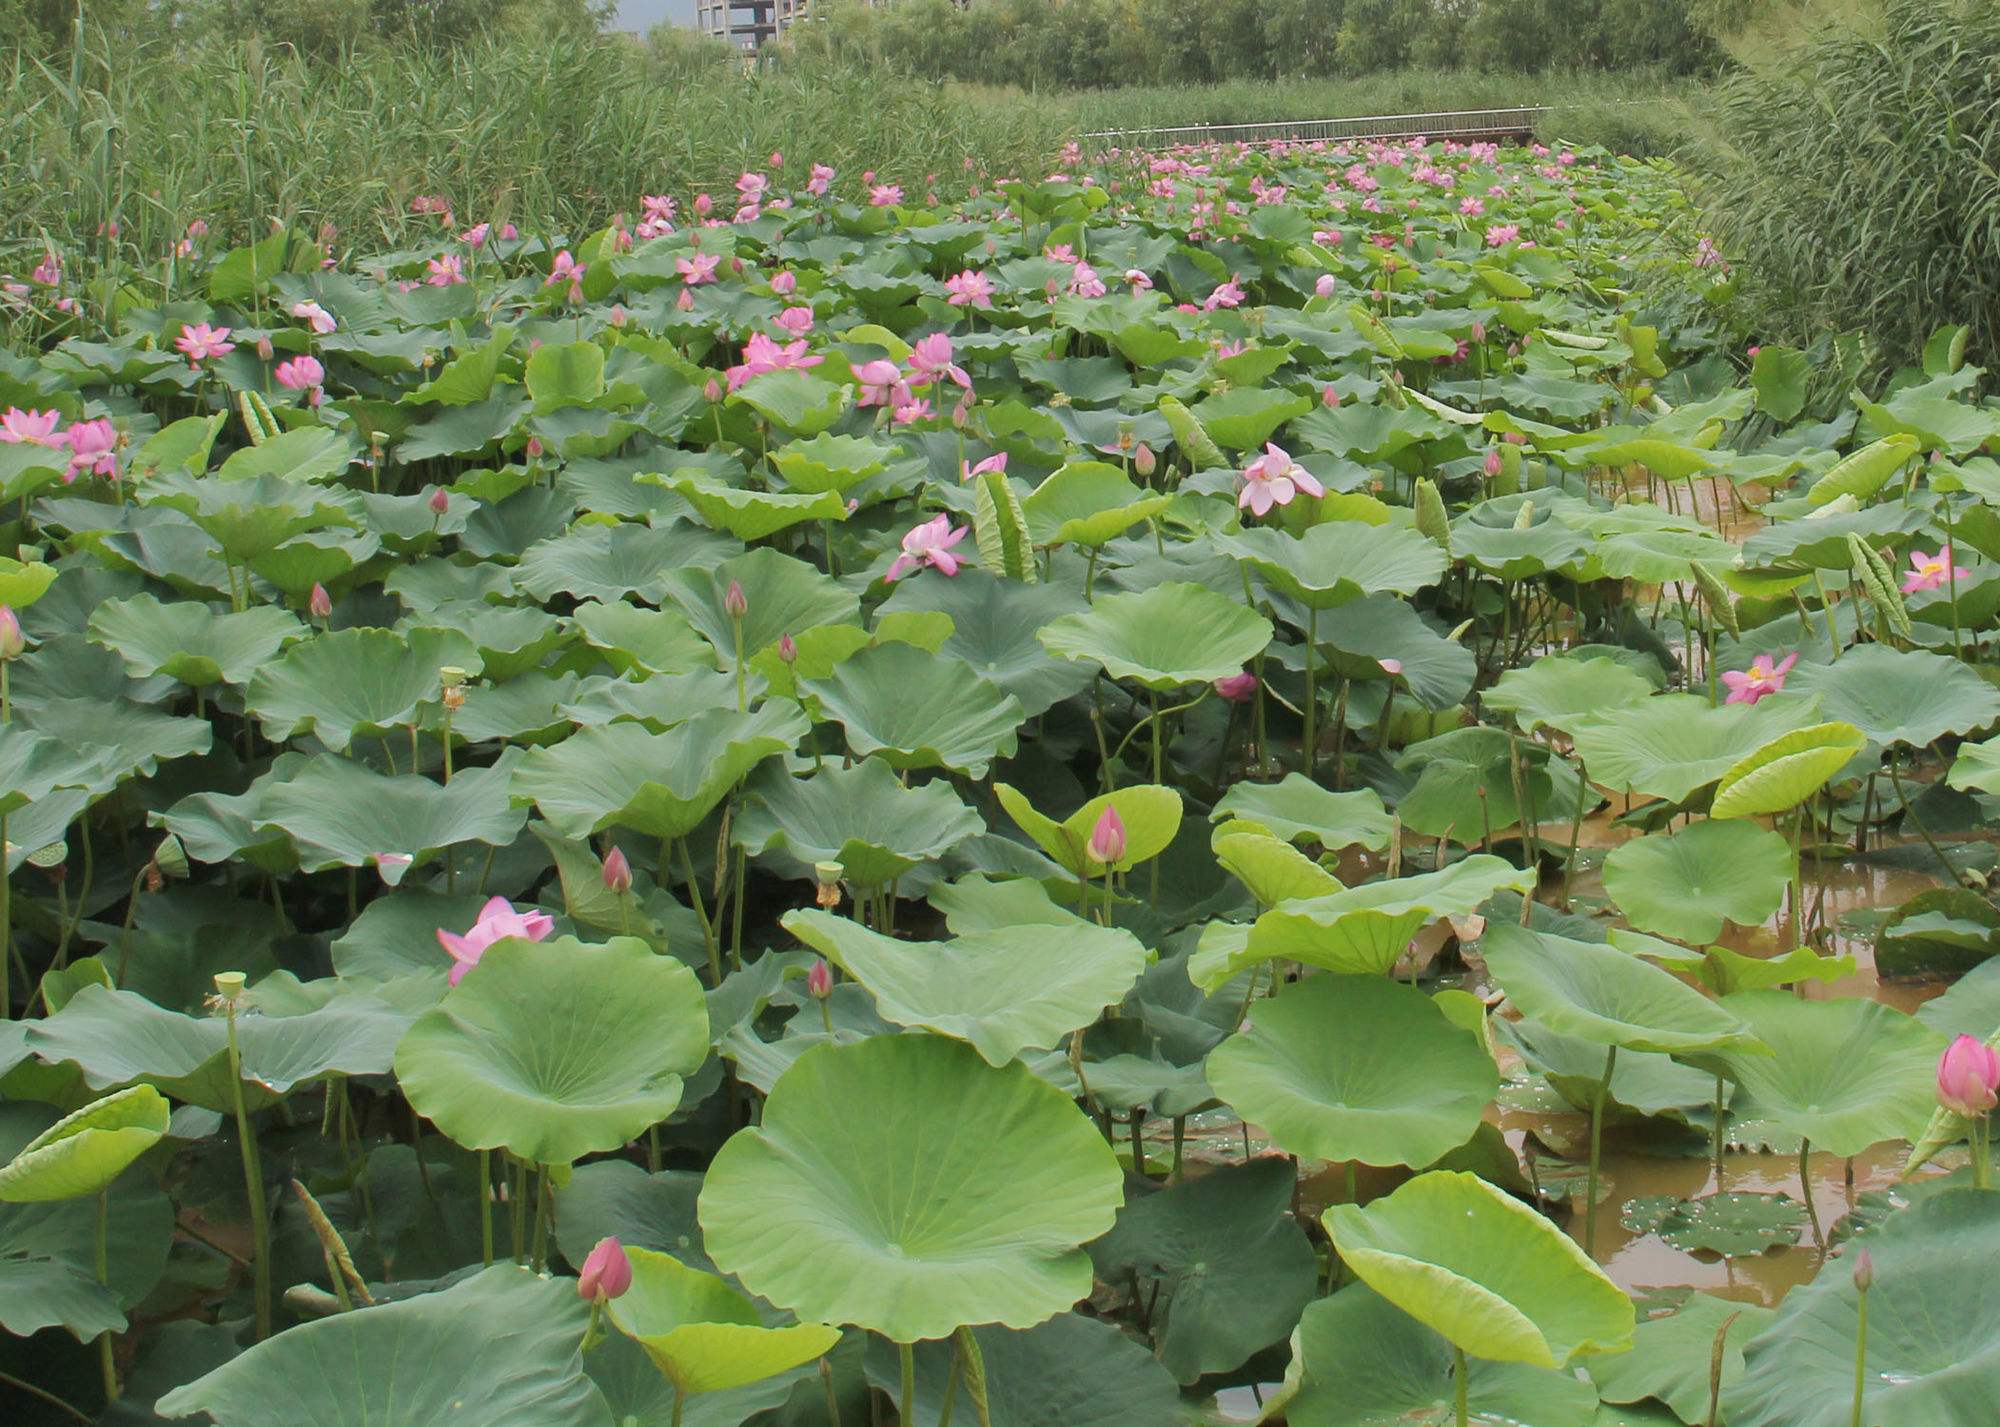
left=995, top=782, right=1184, bottom=877
left=1449, top=516, right=1591, bottom=580
left=609, top=1246, right=840, bottom=1396
left=862, top=1313, right=1185, bottom=1427
left=1221, top=521, right=1447, bottom=609
left=516, top=523, right=709, bottom=605
left=876, top=571, right=1090, bottom=717
left=1279, top=1284, right=1600, bottom=1427
left=1697, top=944, right=1856, bottom=996
left=1946, top=734, right=2000, bottom=796
left=148, top=471, right=358, bottom=562
left=1495, top=1018, right=1718, bottom=1121
left=780, top=908, right=1145, bottom=1065
left=1570, top=694, right=1822, bottom=804
left=1189, top=387, right=1313, bottom=450
left=0, top=724, right=117, bottom=818
left=1916, top=955, right=2000, bottom=1037
left=698, top=1035, right=1123, bottom=1341
left=25, top=983, right=409, bottom=1111
left=570, top=599, right=718, bottom=675
left=1392, top=726, right=1595, bottom=840
left=404, top=600, right=569, bottom=681
left=1785, top=645, right=2000, bottom=749
left=394, top=936, right=709, bottom=1165
left=0, top=555, right=58, bottom=608
left=1310, top=593, right=1479, bottom=711
left=736, top=759, right=984, bottom=887
left=1325, top=1170, right=1633, bottom=1368
left=215, top=424, right=351, bottom=482
left=1710, top=721, right=1867, bottom=819
left=0, top=1131, right=172, bottom=1340
left=1601, top=819, right=1793, bottom=944
left=255, top=752, right=526, bottom=873
left=1088, top=1158, right=1315, bottom=1383
left=244, top=626, right=477, bottom=752
left=86, top=594, right=305, bottom=687
left=730, top=368, right=848, bottom=436
left=0, top=1085, right=170, bottom=1202
left=1021, top=463, right=1172, bottom=549
left=1588, top=1291, right=1774, bottom=1421
left=1700, top=990, right=1944, bottom=1157
left=157, top=1264, right=610, bottom=1427
left=1037, top=582, right=1272, bottom=690
left=1483, top=655, right=1656, bottom=737
left=1727, top=1189, right=2000, bottom=1427
left=767, top=431, right=893, bottom=494
left=15, top=695, right=213, bottom=786
left=1210, top=774, right=1393, bottom=851
left=1803, top=433, right=1921, bottom=508
left=524, top=339, right=605, bottom=410
left=1207, top=974, right=1497, bottom=1167
left=652, top=471, right=849, bottom=541
left=1620, top=1193, right=1809, bottom=1257
left=803, top=644, right=1023, bottom=777
left=662, top=547, right=860, bottom=660
left=1213, top=829, right=1343, bottom=906
left=1196, top=856, right=1538, bottom=988
left=512, top=701, right=807, bottom=840
left=562, top=670, right=741, bottom=731
left=554, top=1160, right=708, bottom=1273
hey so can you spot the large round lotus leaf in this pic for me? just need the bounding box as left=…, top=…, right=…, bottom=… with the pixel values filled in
left=1709, top=721, right=1867, bottom=820
left=157, top=1264, right=611, bottom=1427
left=394, top=936, right=709, bottom=1165
left=730, top=368, right=848, bottom=435
left=698, top=1035, right=1123, bottom=1342
left=1495, top=1018, right=1718, bottom=1121
left=585, top=1329, right=830, bottom=1427
left=1483, top=655, right=1656, bottom=737
left=512, top=701, right=808, bottom=839
left=513, top=522, right=692, bottom=605
left=244, top=626, right=478, bottom=752
left=1021, top=462, right=1172, bottom=548
left=1326, top=1170, right=1633, bottom=1368
left=803, top=644, right=1023, bottom=777
left=1601, top=819, right=1793, bottom=944
left=149, top=472, right=358, bottom=562
left=995, top=782, right=1184, bottom=877
left=1569, top=694, right=1821, bottom=804
left=0, top=555, right=58, bottom=607
left=737, top=759, right=984, bottom=887
left=87, top=594, right=305, bottom=687
left=1787, top=644, right=2000, bottom=749
left=570, top=599, right=718, bottom=676
left=878, top=569, right=1094, bottom=717
left=1214, top=829, right=1343, bottom=906
left=1727, top=1189, right=2000, bottom=1427
left=862, top=1312, right=1185, bottom=1427
left=662, top=547, right=861, bottom=660
left=0, top=1084, right=169, bottom=1202
left=1392, top=726, right=1595, bottom=841
left=1194, top=856, right=1538, bottom=989
left=403, top=601, right=569, bottom=682
left=1448, top=516, right=1591, bottom=580
left=1916, top=955, right=2000, bottom=1037
left=1087, top=1158, right=1315, bottom=1383
left=1701, top=990, right=1943, bottom=1157
left=255, top=752, right=527, bottom=873
left=767, top=431, right=893, bottom=495
left=1207, top=974, right=1496, bottom=1167
left=655, top=471, right=849, bottom=541
left=1221, top=521, right=1447, bottom=609
left=780, top=908, right=1146, bottom=1065
left=1304, top=593, right=1478, bottom=712
left=1588, top=1290, right=1774, bottom=1423
left=24, top=983, right=409, bottom=1112
left=608, top=1246, right=840, bottom=1395
left=1037, top=581, right=1272, bottom=690
left=553, top=1160, right=709, bottom=1273
left=1481, top=923, right=1763, bottom=1057
left=1210, top=774, right=1393, bottom=851
left=1619, top=1193, right=1809, bottom=1257
left=1280, top=1284, right=1599, bottom=1427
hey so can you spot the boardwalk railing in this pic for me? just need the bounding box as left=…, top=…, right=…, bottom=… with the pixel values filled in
left=1083, top=106, right=1549, bottom=152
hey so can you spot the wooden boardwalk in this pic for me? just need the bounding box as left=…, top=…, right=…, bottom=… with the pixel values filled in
left=1083, top=106, right=1549, bottom=152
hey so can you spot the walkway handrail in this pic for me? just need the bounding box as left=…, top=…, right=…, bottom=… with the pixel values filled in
left=1083, top=105, right=1551, bottom=151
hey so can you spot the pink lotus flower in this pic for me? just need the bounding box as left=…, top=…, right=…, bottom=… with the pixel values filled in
left=853, top=359, right=911, bottom=409
left=545, top=251, right=586, bottom=303
left=945, top=270, right=993, bottom=308
left=1203, top=280, right=1246, bottom=311
left=602, top=846, right=632, bottom=896
left=577, top=1237, right=632, bottom=1302
left=1237, top=443, right=1325, bottom=517
left=290, top=300, right=337, bottom=335
left=807, top=164, right=835, bottom=196
left=885, top=514, right=969, bottom=580
left=891, top=398, right=934, bottom=426
left=906, top=333, right=970, bottom=392
left=460, top=222, right=490, bottom=248
left=1314, top=274, right=1338, bottom=297
left=1901, top=546, right=1970, bottom=594
left=1086, top=805, right=1126, bottom=866
left=770, top=270, right=797, bottom=296
left=774, top=306, right=815, bottom=337
left=425, top=254, right=465, bottom=286
left=961, top=452, right=1007, bottom=482
left=1214, top=671, right=1258, bottom=702
left=1721, top=652, right=1797, bottom=706
left=428, top=486, right=451, bottom=516
left=1485, top=224, right=1521, bottom=247
left=309, top=583, right=333, bottom=620
left=1483, top=447, right=1503, bottom=478
left=63, top=419, right=117, bottom=480
left=370, top=852, right=413, bottom=885
left=807, top=959, right=834, bottom=999
left=1068, top=262, right=1107, bottom=298
left=1937, top=1034, right=2000, bottom=1117
left=726, top=332, right=823, bottom=390
left=175, top=322, right=235, bottom=366
left=275, top=354, right=325, bottom=395
left=676, top=252, right=720, bottom=286
left=31, top=252, right=60, bottom=287
left=437, top=895, right=555, bottom=986
left=0, top=408, right=64, bottom=447
left=1125, top=269, right=1153, bottom=291
left=869, top=183, right=903, bottom=207
left=0, top=606, right=22, bottom=661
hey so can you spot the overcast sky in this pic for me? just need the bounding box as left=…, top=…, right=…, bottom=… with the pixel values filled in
left=612, top=0, right=695, bottom=28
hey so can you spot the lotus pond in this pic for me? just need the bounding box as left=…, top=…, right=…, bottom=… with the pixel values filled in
left=1, top=135, right=1999, bottom=1427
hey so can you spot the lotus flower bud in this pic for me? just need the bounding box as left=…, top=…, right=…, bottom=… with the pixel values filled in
left=771, top=270, right=796, bottom=295
left=778, top=633, right=797, bottom=664
left=525, top=436, right=544, bottom=461
left=0, top=606, right=22, bottom=661
left=724, top=580, right=748, bottom=620
left=308, top=583, right=332, bottom=620
left=428, top=486, right=450, bottom=516
left=678, top=287, right=695, bottom=312
left=1504, top=431, right=1526, bottom=445
left=1852, top=1246, right=1874, bottom=1292
left=1214, top=671, right=1257, bottom=702
left=602, top=845, right=632, bottom=896
left=1484, top=447, right=1504, bottom=478
left=1321, top=384, right=1340, bottom=407
left=703, top=377, right=722, bottom=403
left=807, top=959, right=834, bottom=1000
left=1086, top=806, right=1126, bottom=867
left=693, top=192, right=712, bottom=218
left=255, top=335, right=274, bottom=362
left=1133, top=442, right=1157, bottom=478
left=577, top=1237, right=632, bottom=1302
left=1936, top=1034, right=2000, bottom=1117
left=1471, top=321, right=1486, bottom=343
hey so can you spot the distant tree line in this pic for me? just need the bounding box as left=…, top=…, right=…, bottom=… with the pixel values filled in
left=786, top=0, right=1719, bottom=87
left=0, top=0, right=614, bottom=55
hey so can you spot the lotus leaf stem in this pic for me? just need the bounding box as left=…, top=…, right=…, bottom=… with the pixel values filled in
left=1453, top=1346, right=1469, bottom=1427
left=224, top=995, right=272, bottom=1339
left=478, top=1149, right=492, bottom=1266
left=1799, top=1140, right=1825, bottom=1249
left=1302, top=607, right=1319, bottom=777
left=898, top=1340, right=914, bottom=1427
left=96, top=1188, right=116, bottom=1401
left=0, top=1368, right=89, bottom=1424
left=1850, top=1273, right=1869, bottom=1427
left=1584, top=1045, right=1616, bottom=1258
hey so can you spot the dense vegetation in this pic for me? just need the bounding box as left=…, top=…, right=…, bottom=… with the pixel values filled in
left=3, top=110, right=2000, bottom=1426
